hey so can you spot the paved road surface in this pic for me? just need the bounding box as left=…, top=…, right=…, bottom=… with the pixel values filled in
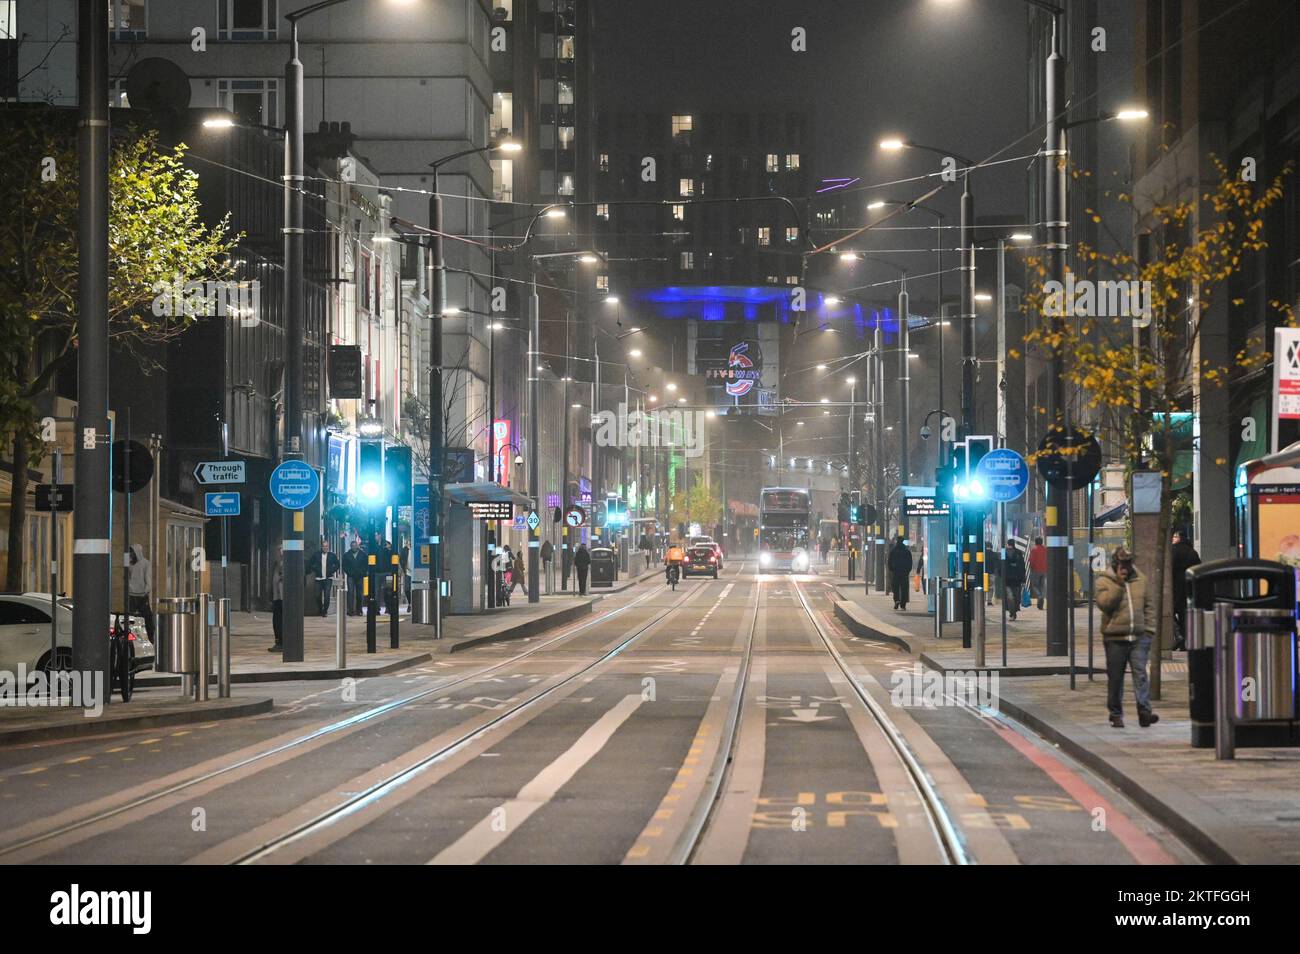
left=0, top=563, right=1198, bottom=865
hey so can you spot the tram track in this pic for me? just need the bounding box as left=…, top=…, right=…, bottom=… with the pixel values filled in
left=0, top=577, right=690, bottom=862
left=675, top=572, right=971, bottom=865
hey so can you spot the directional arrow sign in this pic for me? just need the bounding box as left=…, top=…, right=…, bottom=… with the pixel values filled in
left=204, top=492, right=241, bottom=517
left=194, top=460, right=246, bottom=485
left=780, top=708, right=836, bottom=723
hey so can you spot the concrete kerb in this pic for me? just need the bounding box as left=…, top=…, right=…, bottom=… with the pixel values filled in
left=447, top=598, right=598, bottom=653
left=138, top=652, right=434, bottom=687
left=831, top=596, right=914, bottom=652
left=0, top=696, right=274, bottom=746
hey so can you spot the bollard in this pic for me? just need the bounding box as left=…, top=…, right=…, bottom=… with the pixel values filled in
left=973, top=586, right=986, bottom=669
left=216, top=597, right=231, bottom=699
left=1214, top=603, right=1234, bottom=759
left=365, top=563, right=377, bottom=654
left=933, top=577, right=943, bottom=642
left=390, top=554, right=401, bottom=649
left=196, top=593, right=211, bottom=702
left=335, top=575, right=347, bottom=670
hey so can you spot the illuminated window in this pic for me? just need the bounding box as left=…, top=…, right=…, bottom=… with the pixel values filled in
left=679, top=178, right=694, bottom=197
left=109, top=0, right=146, bottom=38
left=599, top=153, right=609, bottom=172
left=672, top=204, right=685, bottom=221
left=786, top=226, right=799, bottom=242
left=672, top=114, right=693, bottom=143
left=596, top=203, right=609, bottom=220
left=786, top=275, right=799, bottom=285
left=766, top=153, right=779, bottom=172
left=596, top=274, right=609, bottom=290
left=785, top=153, right=800, bottom=170
left=680, top=251, right=694, bottom=270
left=758, top=227, right=771, bottom=246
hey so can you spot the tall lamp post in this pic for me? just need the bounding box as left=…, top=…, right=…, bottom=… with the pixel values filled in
left=425, top=138, right=520, bottom=635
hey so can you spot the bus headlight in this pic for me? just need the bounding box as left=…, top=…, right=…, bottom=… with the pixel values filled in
left=759, top=551, right=773, bottom=568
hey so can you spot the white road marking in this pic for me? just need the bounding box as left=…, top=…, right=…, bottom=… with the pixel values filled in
left=428, top=694, right=644, bottom=865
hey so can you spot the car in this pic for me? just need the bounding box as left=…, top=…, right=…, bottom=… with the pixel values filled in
left=689, top=535, right=725, bottom=570
left=0, top=593, right=155, bottom=677
left=683, top=545, right=720, bottom=579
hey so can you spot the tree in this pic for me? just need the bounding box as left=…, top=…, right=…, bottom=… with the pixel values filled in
left=1, top=109, right=239, bottom=589
left=670, top=481, right=721, bottom=536
left=1021, top=157, right=1294, bottom=695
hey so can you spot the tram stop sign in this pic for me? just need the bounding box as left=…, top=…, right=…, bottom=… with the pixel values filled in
left=1036, top=426, right=1102, bottom=487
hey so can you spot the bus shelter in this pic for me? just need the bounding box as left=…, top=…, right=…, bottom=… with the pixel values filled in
left=443, top=482, right=535, bottom=614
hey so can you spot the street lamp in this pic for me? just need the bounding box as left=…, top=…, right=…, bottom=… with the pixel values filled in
left=272, top=0, right=416, bottom=662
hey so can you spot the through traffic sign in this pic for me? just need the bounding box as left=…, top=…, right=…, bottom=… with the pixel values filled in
left=194, top=460, right=246, bottom=485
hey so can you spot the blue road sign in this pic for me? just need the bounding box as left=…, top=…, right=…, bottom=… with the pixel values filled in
left=976, top=448, right=1030, bottom=503
left=269, top=460, right=320, bottom=510
left=413, top=484, right=430, bottom=570
left=204, top=492, right=241, bottom=517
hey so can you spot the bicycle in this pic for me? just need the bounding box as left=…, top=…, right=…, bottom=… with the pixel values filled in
left=665, top=563, right=680, bottom=591
left=109, top=614, right=135, bottom=703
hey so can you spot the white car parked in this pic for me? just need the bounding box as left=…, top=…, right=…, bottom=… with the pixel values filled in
left=0, top=593, right=155, bottom=676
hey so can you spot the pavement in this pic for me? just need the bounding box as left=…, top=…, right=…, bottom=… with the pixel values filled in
left=826, top=567, right=1300, bottom=865
left=1, top=566, right=661, bottom=745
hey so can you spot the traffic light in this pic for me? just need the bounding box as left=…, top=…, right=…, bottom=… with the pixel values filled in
left=848, top=490, right=861, bottom=525
left=953, top=436, right=994, bottom=505
left=861, top=503, right=875, bottom=527
left=358, top=440, right=384, bottom=509
left=384, top=445, right=412, bottom=507
left=837, top=493, right=850, bottom=525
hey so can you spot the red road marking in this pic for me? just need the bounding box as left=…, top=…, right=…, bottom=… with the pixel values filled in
left=983, top=717, right=1177, bottom=864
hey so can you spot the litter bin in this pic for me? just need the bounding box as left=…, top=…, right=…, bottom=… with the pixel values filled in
left=154, top=596, right=198, bottom=674
left=410, top=584, right=432, bottom=624
left=1187, top=558, right=1298, bottom=749
left=590, top=547, right=618, bottom=588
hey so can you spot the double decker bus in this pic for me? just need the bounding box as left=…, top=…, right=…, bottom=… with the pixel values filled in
left=758, top=487, right=812, bottom=572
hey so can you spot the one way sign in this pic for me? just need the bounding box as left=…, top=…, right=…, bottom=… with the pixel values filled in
left=194, top=460, right=246, bottom=485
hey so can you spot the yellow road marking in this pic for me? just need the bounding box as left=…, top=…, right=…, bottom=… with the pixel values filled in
left=64, top=756, right=91, bottom=765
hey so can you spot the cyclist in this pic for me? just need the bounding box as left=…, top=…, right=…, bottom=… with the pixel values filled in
left=664, top=541, right=687, bottom=585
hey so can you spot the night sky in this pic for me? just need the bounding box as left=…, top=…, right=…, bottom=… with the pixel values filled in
left=595, top=0, right=1031, bottom=228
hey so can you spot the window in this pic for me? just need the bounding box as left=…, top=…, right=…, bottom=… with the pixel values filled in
left=785, top=275, right=799, bottom=285
left=766, top=154, right=779, bottom=172
left=704, top=153, right=714, bottom=171
left=359, top=250, right=372, bottom=313
left=0, top=599, right=50, bottom=626
left=109, top=78, right=130, bottom=108
left=558, top=173, right=574, bottom=196
left=219, top=0, right=277, bottom=40
left=680, top=251, right=695, bottom=270
left=672, top=114, right=693, bottom=144
left=217, top=78, right=278, bottom=127
left=491, top=158, right=513, bottom=203
left=785, top=153, right=800, bottom=171
left=492, top=0, right=513, bottom=21
left=786, top=226, right=799, bottom=242
left=596, top=203, right=609, bottom=220
left=766, top=275, right=779, bottom=285
left=678, top=178, right=694, bottom=197
left=757, top=227, right=771, bottom=246
left=557, top=80, right=574, bottom=106
left=109, top=0, right=146, bottom=39
left=557, top=125, right=575, bottom=149
left=557, top=35, right=575, bottom=60
left=596, top=274, right=609, bottom=291
left=599, top=153, right=609, bottom=172
left=491, top=91, right=513, bottom=139
left=671, top=204, right=685, bottom=221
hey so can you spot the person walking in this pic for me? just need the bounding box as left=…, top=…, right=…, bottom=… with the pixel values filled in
left=342, top=536, right=366, bottom=616
left=1094, top=546, right=1160, bottom=729
left=888, top=536, right=913, bottom=611
left=512, top=547, right=526, bottom=597
left=309, top=538, right=340, bottom=617
left=1028, top=537, right=1048, bottom=609
left=540, top=539, right=554, bottom=593
left=126, top=544, right=154, bottom=642
left=574, top=543, right=591, bottom=596
left=269, top=546, right=284, bottom=652
left=983, top=542, right=999, bottom=605
left=497, top=545, right=513, bottom=606
left=639, top=531, right=653, bottom=570
left=1170, top=530, right=1201, bottom=651
left=1002, top=540, right=1027, bottom=621
left=370, top=531, right=393, bottom=615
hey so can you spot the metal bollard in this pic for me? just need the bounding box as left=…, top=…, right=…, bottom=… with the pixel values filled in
left=196, top=593, right=210, bottom=702
left=335, top=575, right=347, bottom=670
left=365, top=568, right=377, bottom=653
left=973, top=586, right=986, bottom=669
left=1214, top=602, right=1235, bottom=760
left=390, top=555, right=401, bottom=649
left=933, top=577, right=943, bottom=642
left=216, top=597, right=231, bottom=698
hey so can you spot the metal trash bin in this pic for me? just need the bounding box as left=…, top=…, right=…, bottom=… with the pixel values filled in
left=1230, top=608, right=1297, bottom=722
left=1186, top=558, right=1297, bottom=749
left=410, top=584, right=432, bottom=624
left=590, top=547, right=618, bottom=587
left=154, top=596, right=198, bottom=674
